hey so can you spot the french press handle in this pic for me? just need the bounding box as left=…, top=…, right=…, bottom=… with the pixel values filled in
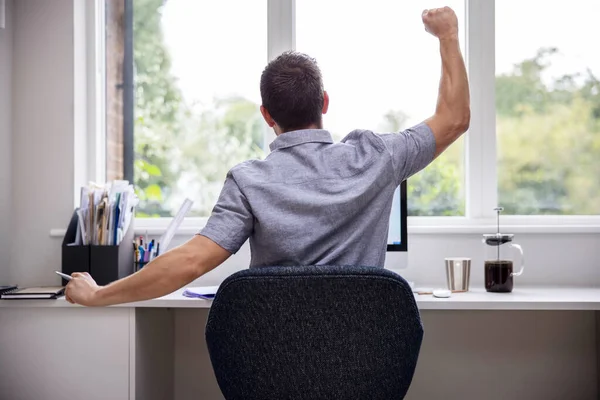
left=509, top=243, right=525, bottom=277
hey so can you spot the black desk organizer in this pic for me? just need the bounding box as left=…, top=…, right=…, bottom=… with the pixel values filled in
left=61, top=209, right=135, bottom=286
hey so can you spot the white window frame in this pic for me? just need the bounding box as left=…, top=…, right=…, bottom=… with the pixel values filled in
left=79, top=0, right=600, bottom=236
left=83, top=0, right=106, bottom=186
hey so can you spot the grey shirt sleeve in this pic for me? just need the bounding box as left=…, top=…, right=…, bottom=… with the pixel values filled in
left=378, top=122, right=437, bottom=185
left=198, top=173, right=253, bottom=254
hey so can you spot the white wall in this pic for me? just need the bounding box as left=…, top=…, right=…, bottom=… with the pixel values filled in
left=11, top=0, right=76, bottom=286
left=168, top=232, right=600, bottom=289
left=0, top=0, right=12, bottom=284
left=405, top=232, right=600, bottom=288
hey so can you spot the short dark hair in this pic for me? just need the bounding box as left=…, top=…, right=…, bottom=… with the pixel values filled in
left=260, top=51, right=324, bottom=132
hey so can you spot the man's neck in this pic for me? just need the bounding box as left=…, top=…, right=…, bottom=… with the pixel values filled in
left=276, top=124, right=322, bottom=136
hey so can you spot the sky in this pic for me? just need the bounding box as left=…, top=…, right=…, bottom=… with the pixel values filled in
left=160, top=0, right=600, bottom=140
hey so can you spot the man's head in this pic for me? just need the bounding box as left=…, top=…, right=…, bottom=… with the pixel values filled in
left=260, top=51, right=329, bottom=134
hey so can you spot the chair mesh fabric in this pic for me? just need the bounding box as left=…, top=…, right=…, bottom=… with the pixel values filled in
left=205, top=265, right=423, bottom=400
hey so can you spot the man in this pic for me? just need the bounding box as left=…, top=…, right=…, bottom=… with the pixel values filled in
left=66, top=7, right=469, bottom=306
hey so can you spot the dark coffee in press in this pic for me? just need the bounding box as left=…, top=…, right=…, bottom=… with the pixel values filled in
left=485, top=260, right=513, bottom=292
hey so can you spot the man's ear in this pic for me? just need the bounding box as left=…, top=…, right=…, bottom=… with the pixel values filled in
left=260, top=105, right=276, bottom=127
left=322, top=91, right=329, bottom=115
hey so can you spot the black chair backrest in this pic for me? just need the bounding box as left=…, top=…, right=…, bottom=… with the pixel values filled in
left=205, top=265, right=423, bottom=400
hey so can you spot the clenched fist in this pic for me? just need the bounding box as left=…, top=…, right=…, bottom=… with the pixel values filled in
left=65, top=272, right=102, bottom=306
left=422, top=6, right=458, bottom=40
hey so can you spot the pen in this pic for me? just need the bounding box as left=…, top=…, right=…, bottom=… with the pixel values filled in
left=55, top=271, right=73, bottom=281
left=155, top=242, right=160, bottom=257
left=147, top=241, right=154, bottom=262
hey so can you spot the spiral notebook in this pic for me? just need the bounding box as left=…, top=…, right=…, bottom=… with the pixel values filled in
left=1, top=286, right=65, bottom=300
left=0, top=285, right=17, bottom=295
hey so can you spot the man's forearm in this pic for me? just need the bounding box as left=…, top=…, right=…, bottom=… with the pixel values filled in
left=66, top=235, right=231, bottom=307
left=427, top=37, right=470, bottom=156
left=436, top=37, right=470, bottom=130
left=92, top=243, right=202, bottom=306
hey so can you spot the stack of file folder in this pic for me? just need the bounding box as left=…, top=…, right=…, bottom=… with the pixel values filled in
left=73, top=180, right=138, bottom=246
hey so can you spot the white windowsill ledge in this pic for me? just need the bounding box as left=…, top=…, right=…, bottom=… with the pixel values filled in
left=49, top=216, right=600, bottom=238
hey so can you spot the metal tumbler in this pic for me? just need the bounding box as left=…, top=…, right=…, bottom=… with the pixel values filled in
left=445, top=258, right=471, bottom=291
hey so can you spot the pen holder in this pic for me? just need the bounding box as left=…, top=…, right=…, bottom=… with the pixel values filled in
left=90, top=222, right=135, bottom=286
left=61, top=209, right=136, bottom=286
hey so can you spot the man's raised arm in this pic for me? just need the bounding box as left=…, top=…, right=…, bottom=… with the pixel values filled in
left=422, top=7, right=470, bottom=158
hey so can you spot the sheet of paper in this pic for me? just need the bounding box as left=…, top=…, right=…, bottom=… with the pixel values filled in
left=182, top=286, right=219, bottom=299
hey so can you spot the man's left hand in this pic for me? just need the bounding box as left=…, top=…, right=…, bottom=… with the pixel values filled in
left=65, top=272, right=102, bottom=306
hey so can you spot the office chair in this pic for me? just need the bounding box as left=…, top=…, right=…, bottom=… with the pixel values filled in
left=205, top=265, right=423, bottom=400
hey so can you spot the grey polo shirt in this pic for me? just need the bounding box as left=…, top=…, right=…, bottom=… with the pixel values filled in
left=199, top=123, right=436, bottom=268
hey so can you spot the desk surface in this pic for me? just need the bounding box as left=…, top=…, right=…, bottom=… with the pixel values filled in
left=1, top=287, right=600, bottom=310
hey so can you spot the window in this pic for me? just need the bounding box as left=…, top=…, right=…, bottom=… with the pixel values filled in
left=100, top=0, right=600, bottom=225
left=496, top=0, right=600, bottom=215
left=296, top=0, right=466, bottom=216
left=106, top=0, right=267, bottom=217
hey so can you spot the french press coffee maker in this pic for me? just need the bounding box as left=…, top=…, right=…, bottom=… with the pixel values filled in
left=482, top=207, right=525, bottom=293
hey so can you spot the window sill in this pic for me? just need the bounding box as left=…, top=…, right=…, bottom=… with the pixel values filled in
left=408, top=224, right=600, bottom=234
left=49, top=216, right=600, bottom=238
left=407, top=216, right=600, bottom=234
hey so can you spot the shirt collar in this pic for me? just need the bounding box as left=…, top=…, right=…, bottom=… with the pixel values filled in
left=269, top=129, right=334, bottom=151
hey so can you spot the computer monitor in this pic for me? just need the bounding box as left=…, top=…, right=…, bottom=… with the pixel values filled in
left=385, top=180, right=408, bottom=270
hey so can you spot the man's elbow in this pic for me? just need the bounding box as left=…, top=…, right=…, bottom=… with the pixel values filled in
left=434, top=107, right=470, bottom=138
left=180, top=235, right=228, bottom=280
left=454, top=108, right=470, bottom=134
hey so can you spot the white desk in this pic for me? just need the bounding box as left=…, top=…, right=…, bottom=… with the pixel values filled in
left=2, top=286, right=599, bottom=310
left=415, top=287, right=600, bottom=310
left=1, top=287, right=599, bottom=400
